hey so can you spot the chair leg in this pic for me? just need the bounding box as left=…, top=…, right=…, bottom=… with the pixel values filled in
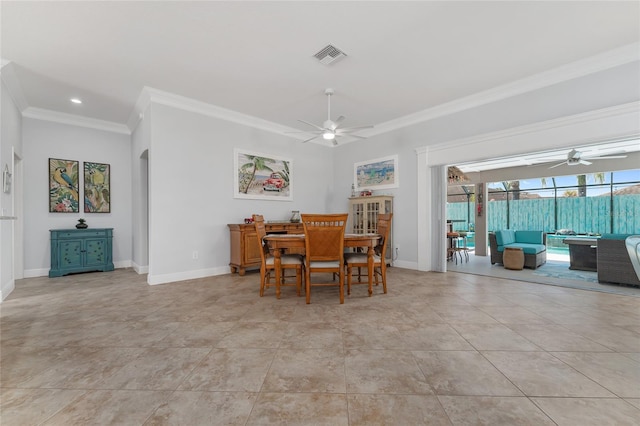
left=305, top=269, right=311, bottom=304
left=346, top=264, right=352, bottom=295
left=380, top=265, right=387, bottom=294
left=296, top=266, right=302, bottom=297
left=259, top=267, right=266, bottom=297
left=339, top=270, right=344, bottom=304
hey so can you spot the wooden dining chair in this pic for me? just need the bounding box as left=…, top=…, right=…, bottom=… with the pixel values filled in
left=301, top=213, right=348, bottom=304
left=253, top=214, right=304, bottom=298
left=345, top=213, right=393, bottom=295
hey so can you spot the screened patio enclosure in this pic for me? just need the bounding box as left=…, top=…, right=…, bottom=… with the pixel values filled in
left=446, top=169, right=640, bottom=251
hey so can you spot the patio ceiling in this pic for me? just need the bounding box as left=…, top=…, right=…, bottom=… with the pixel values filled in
left=455, top=138, right=640, bottom=173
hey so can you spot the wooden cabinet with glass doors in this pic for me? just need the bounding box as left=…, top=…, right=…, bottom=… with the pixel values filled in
left=348, top=195, right=393, bottom=263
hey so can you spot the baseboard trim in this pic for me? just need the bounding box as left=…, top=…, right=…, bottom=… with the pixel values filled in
left=147, top=266, right=230, bottom=285
left=114, top=260, right=132, bottom=269
left=132, top=262, right=149, bottom=274
left=24, top=268, right=49, bottom=278
left=0, top=279, right=15, bottom=301
left=392, top=260, right=419, bottom=270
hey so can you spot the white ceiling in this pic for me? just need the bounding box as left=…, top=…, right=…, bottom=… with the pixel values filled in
left=2, top=1, right=639, bottom=137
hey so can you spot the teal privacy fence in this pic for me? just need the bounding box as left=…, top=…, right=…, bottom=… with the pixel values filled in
left=446, top=194, right=640, bottom=234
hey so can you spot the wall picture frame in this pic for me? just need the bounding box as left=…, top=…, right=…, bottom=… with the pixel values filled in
left=234, top=149, right=293, bottom=201
left=49, top=158, right=80, bottom=213
left=84, top=162, right=111, bottom=213
left=354, top=154, right=399, bottom=191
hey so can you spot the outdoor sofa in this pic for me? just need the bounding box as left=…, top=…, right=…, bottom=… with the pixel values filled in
left=489, top=230, right=547, bottom=269
left=597, top=234, right=640, bottom=287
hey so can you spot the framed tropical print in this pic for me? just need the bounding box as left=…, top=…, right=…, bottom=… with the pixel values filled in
left=49, top=158, right=80, bottom=213
left=234, top=149, right=293, bottom=201
left=84, top=162, right=111, bottom=213
left=354, top=154, right=399, bottom=191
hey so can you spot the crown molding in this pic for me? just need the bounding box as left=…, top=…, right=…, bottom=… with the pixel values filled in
left=366, top=42, right=640, bottom=138
left=424, top=101, right=640, bottom=168
left=0, top=61, right=29, bottom=112
left=130, top=86, right=301, bottom=137
left=429, top=101, right=640, bottom=154
left=23, top=107, right=131, bottom=135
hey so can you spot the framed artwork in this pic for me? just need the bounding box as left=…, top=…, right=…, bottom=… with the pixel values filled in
left=49, top=158, right=80, bottom=213
left=84, top=162, right=111, bottom=213
left=354, top=154, right=399, bottom=191
left=234, top=149, right=293, bottom=201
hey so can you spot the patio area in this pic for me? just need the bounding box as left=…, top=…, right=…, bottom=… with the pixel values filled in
left=447, top=250, right=640, bottom=297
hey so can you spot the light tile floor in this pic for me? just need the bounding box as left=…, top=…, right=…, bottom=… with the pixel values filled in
left=1, top=268, right=639, bottom=425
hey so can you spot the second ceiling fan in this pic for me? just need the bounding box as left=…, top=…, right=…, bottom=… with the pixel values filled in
left=290, top=88, right=373, bottom=145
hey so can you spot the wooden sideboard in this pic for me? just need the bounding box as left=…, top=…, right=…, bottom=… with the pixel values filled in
left=228, top=222, right=303, bottom=275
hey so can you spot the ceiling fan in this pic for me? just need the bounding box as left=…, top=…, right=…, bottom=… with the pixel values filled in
left=288, top=88, right=373, bottom=145
left=548, top=149, right=627, bottom=169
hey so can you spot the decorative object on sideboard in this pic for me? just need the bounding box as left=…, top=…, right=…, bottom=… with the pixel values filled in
left=290, top=210, right=301, bottom=223
left=76, top=218, right=88, bottom=229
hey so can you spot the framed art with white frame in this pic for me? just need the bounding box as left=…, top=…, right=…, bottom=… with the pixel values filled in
left=354, top=154, right=399, bottom=191
left=234, top=149, right=293, bottom=201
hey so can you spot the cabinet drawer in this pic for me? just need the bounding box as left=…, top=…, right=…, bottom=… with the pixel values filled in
left=55, top=230, right=108, bottom=239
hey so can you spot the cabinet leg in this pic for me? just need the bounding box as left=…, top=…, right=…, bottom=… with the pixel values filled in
left=238, top=268, right=246, bottom=276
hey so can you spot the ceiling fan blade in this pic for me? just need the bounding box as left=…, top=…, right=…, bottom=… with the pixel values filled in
left=302, top=135, right=321, bottom=143
left=284, top=130, right=321, bottom=134
left=579, top=159, right=592, bottom=165
left=336, top=133, right=367, bottom=139
left=548, top=161, right=567, bottom=169
left=297, top=119, right=325, bottom=131
left=334, top=116, right=346, bottom=128
left=337, top=125, right=374, bottom=133
left=584, top=155, right=628, bottom=160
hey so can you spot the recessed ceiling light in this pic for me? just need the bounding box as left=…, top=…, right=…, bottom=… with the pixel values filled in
left=70, top=98, right=82, bottom=104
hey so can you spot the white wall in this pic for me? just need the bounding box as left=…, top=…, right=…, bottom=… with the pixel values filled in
left=131, top=106, right=151, bottom=273
left=0, top=78, right=23, bottom=300
left=22, top=118, right=132, bottom=277
left=146, top=102, right=333, bottom=284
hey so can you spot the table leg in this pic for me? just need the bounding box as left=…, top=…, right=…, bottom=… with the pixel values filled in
left=273, top=248, right=282, bottom=299
left=367, top=245, right=374, bottom=296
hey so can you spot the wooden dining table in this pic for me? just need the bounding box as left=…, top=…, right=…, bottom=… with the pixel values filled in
left=263, top=233, right=381, bottom=299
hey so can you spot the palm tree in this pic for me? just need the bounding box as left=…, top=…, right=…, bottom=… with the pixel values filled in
left=502, top=181, right=521, bottom=200
left=239, top=155, right=273, bottom=193
left=577, top=172, right=605, bottom=197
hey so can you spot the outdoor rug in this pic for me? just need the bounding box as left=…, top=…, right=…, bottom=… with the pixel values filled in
left=533, top=261, right=598, bottom=283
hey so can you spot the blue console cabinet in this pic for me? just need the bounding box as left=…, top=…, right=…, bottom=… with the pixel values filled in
left=49, top=228, right=115, bottom=277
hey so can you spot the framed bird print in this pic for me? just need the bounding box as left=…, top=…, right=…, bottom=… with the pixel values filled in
left=84, top=162, right=110, bottom=213
left=49, top=158, right=80, bottom=213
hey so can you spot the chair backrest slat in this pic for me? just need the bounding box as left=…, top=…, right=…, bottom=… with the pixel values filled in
left=252, top=214, right=269, bottom=261
left=376, top=213, right=393, bottom=259
left=301, top=213, right=348, bottom=262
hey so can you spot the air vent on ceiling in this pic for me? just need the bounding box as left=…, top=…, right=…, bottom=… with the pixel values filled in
left=313, top=44, right=347, bottom=65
